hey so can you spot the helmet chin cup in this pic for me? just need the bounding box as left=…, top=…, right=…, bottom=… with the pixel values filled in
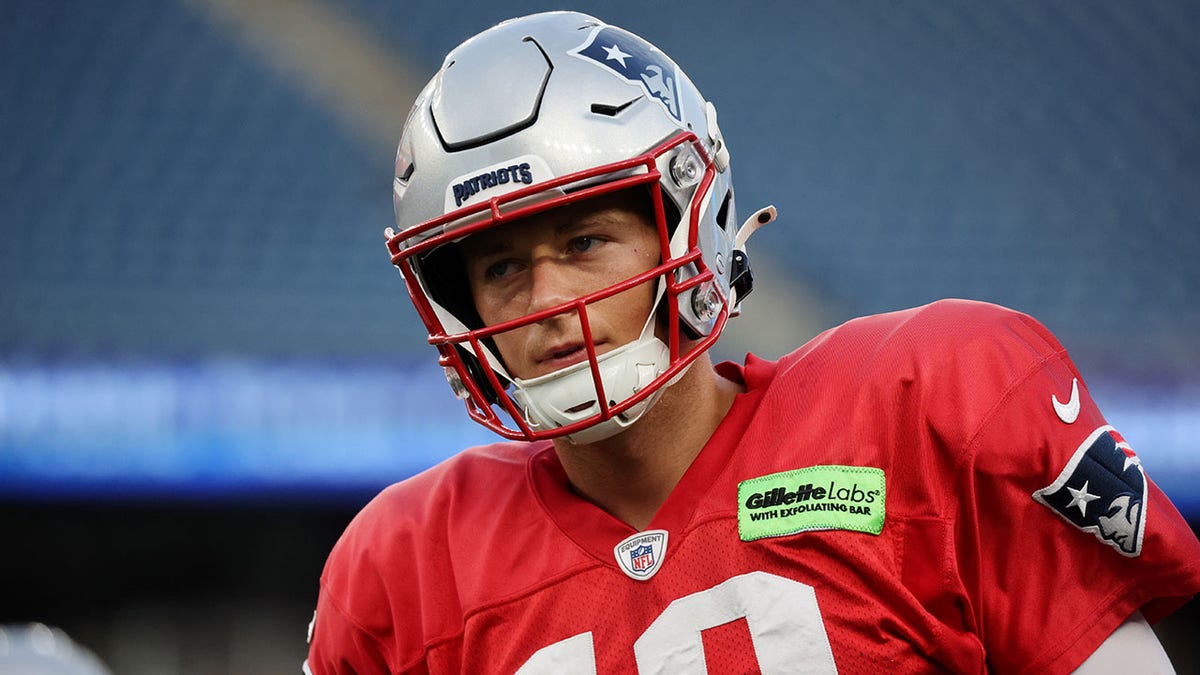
left=512, top=333, right=670, bottom=445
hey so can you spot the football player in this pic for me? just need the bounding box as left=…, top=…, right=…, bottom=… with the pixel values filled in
left=306, top=11, right=1200, bottom=674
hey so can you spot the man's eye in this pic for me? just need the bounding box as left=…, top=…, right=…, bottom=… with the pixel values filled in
left=485, top=260, right=518, bottom=280
left=569, top=236, right=597, bottom=253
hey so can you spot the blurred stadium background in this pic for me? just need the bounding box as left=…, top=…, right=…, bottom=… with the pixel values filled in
left=2, top=0, right=1197, bottom=672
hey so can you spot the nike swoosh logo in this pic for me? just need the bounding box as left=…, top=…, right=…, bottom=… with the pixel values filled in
left=1053, top=377, right=1080, bottom=424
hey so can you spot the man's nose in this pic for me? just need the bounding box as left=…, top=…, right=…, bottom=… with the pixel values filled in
left=526, top=256, right=580, bottom=318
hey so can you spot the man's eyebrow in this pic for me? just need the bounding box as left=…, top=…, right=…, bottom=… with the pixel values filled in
left=557, top=211, right=619, bottom=234
left=464, top=211, right=618, bottom=260
left=461, top=235, right=511, bottom=262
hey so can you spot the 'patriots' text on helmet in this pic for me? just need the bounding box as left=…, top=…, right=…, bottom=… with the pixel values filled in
left=386, top=11, right=774, bottom=443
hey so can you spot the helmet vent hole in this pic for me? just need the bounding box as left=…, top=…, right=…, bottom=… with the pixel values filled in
left=716, top=190, right=733, bottom=231
left=566, top=401, right=596, bottom=414
left=590, top=98, right=637, bottom=117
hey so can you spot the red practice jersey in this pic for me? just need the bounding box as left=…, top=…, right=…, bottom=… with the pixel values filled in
left=307, top=300, right=1200, bottom=674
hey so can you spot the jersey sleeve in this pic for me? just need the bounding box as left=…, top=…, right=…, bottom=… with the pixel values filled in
left=945, top=310, right=1200, bottom=674
left=305, top=482, right=429, bottom=675
left=307, top=584, right=396, bottom=675
left=305, top=443, right=536, bottom=674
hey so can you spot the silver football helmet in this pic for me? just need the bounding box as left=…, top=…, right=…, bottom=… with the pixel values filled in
left=386, top=11, right=774, bottom=443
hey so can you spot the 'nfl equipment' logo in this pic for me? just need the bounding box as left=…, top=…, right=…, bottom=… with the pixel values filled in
left=630, top=544, right=654, bottom=572
left=613, top=530, right=669, bottom=581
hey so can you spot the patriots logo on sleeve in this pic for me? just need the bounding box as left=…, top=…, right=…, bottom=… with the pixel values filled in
left=569, top=26, right=682, bottom=121
left=1033, top=426, right=1147, bottom=556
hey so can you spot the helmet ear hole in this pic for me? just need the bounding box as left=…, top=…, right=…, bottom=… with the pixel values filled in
left=455, top=345, right=511, bottom=406
left=423, top=246, right=515, bottom=403
left=716, top=188, right=734, bottom=233
left=659, top=189, right=683, bottom=239
left=420, top=244, right=484, bottom=331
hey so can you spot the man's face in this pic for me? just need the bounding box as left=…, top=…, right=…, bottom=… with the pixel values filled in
left=459, top=190, right=662, bottom=381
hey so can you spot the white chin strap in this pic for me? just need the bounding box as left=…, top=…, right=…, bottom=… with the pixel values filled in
left=511, top=327, right=678, bottom=445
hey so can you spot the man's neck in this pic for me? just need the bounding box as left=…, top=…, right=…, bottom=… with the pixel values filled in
left=551, top=354, right=743, bottom=530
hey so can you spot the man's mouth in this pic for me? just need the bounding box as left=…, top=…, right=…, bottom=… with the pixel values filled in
left=540, top=344, right=586, bottom=367
left=536, top=341, right=605, bottom=373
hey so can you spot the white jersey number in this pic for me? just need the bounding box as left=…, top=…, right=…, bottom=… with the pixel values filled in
left=516, top=571, right=837, bottom=674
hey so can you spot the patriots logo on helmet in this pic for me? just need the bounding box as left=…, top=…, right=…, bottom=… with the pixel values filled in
left=1033, top=426, right=1148, bottom=556
left=570, top=26, right=682, bottom=121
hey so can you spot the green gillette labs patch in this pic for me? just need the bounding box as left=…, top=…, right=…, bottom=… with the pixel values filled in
left=738, top=465, right=886, bottom=541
